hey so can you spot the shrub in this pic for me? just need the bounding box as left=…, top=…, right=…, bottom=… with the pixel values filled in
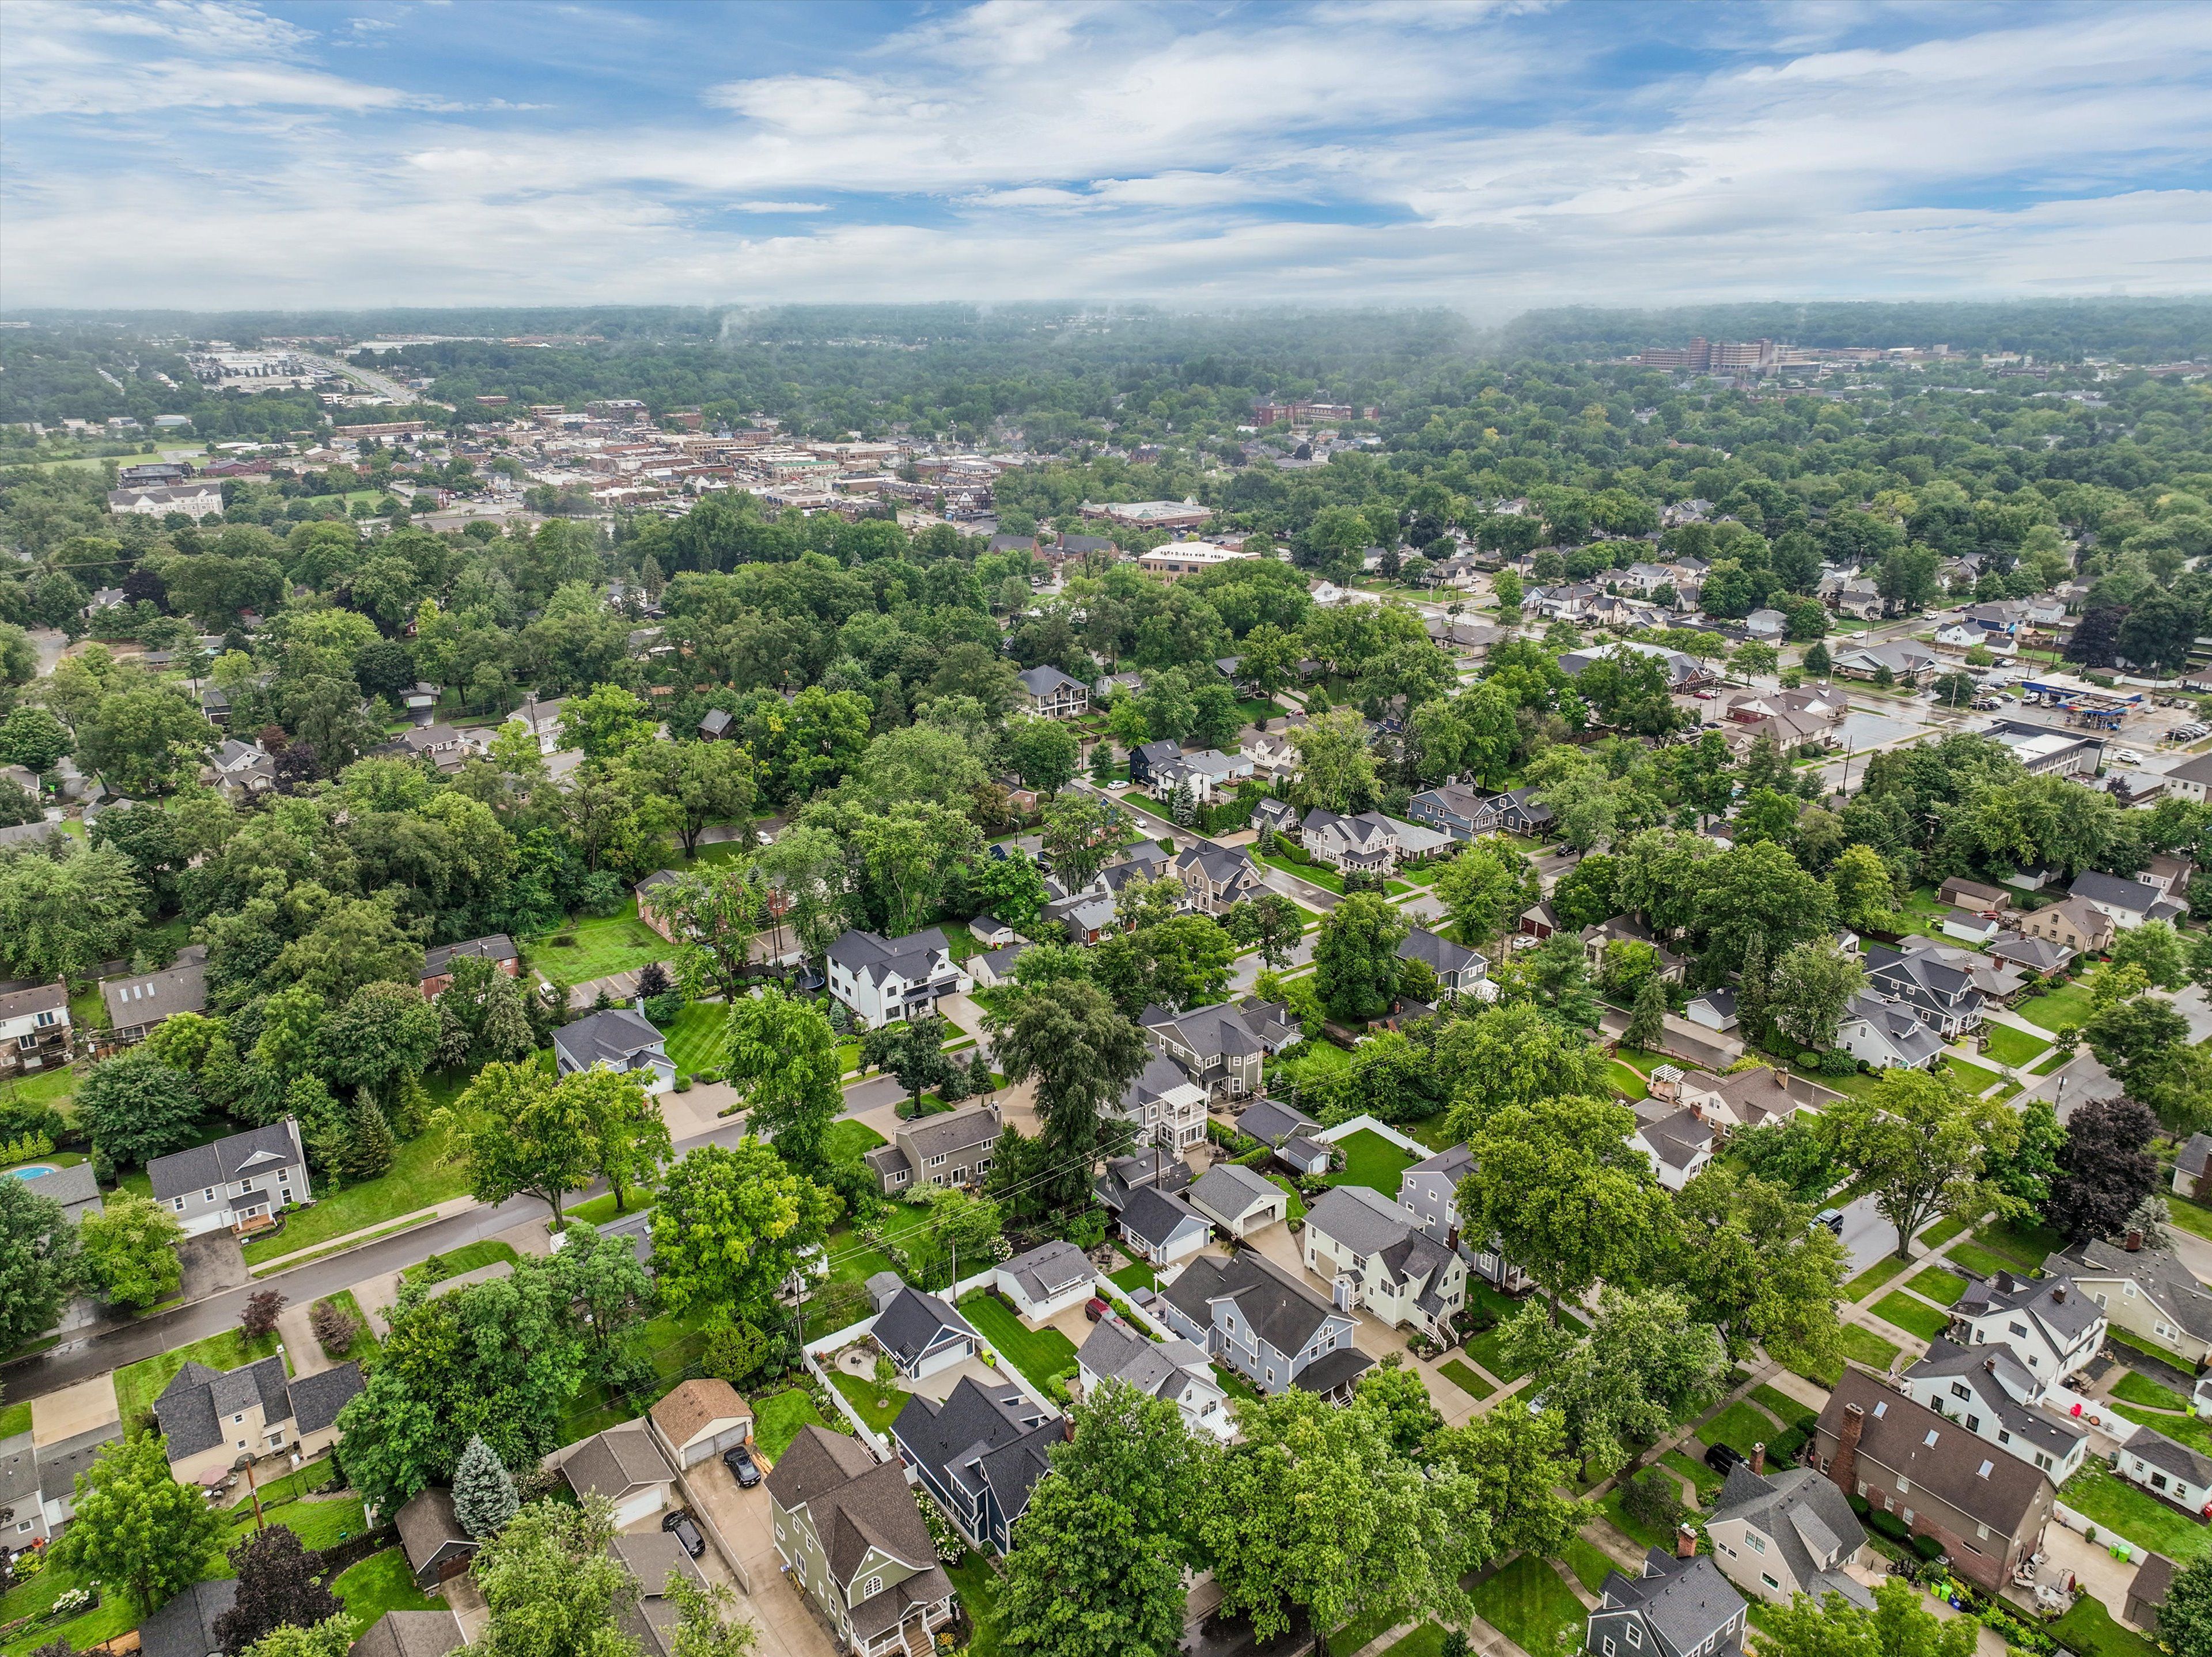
left=238, top=1288, right=286, bottom=1339
left=309, top=1298, right=358, bottom=1358
left=643, top=989, right=686, bottom=1025
left=1621, top=1466, right=1685, bottom=1538
left=1911, top=1534, right=1945, bottom=1561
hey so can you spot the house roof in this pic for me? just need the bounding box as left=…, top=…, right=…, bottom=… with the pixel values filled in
left=349, top=1610, right=468, bottom=1657
left=551, top=1007, right=665, bottom=1070
left=146, top=1120, right=302, bottom=1201
left=1165, top=1248, right=1342, bottom=1358
left=1077, top=1317, right=1214, bottom=1408
left=395, top=1487, right=472, bottom=1575
left=1140, top=998, right=1297, bottom=1061
left=421, top=934, right=519, bottom=977
left=1903, top=1340, right=2086, bottom=1461
left=1001, top=1239, right=1094, bottom=1306
left=1404, top=1143, right=1476, bottom=1185
left=101, top=956, right=208, bottom=1029
left=18, top=1161, right=102, bottom=1222
left=899, top=1103, right=1000, bottom=1161
left=1177, top=842, right=1260, bottom=887
left=1233, top=1096, right=1320, bottom=1148
left=1397, top=926, right=1480, bottom=977
left=560, top=1421, right=676, bottom=1502
left=1635, top=1106, right=1714, bottom=1170
left=139, top=1578, right=239, bottom=1657
left=1710, top=1463, right=1871, bottom=1610
left=1817, top=1369, right=2053, bottom=1532
left=767, top=1425, right=936, bottom=1585
left=290, top=1361, right=364, bottom=1436
left=1985, top=932, right=2074, bottom=973
left=1188, top=1162, right=1284, bottom=1223
left=649, top=1378, right=751, bottom=1451
left=2178, top=1132, right=2212, bottom=1181
left=153, top=1353, right=291, bottom=1459
left=1119, top=1185, right=1209, bottom=1251
left=2070, top=870, right=2162, bottom=913
left=1956, top=1269, right=2104, bottom=1351
left=2127, top=1428, right=2212, bottom=1487
left=1292, top=1347, right=1376, bottom=1395
left=827, top=926, right=952, bottom=987
left=2049, top=1239, right=2212, bottom=1344
left=891, top=1377, right=1058, bottom=1541
left=872, top=1287, right=978, bottom=1367
left=1598, top=1551, right=1745, bottom=1652
left=1016, top=665, right=1085, bottom=697
left=1305, top=1183, right=1422, bottom=1257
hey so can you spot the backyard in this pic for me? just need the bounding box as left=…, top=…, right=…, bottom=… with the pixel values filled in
left=753, top=1387, right=837, bottom=1459
left=1324, top=1128, right=1417, bottom=1195
left=523, top=900, right=673, bottom=989
left=2058, top=1465, right=2212, bottom=1561
left=957, top=1290, right=1078, bottom=1394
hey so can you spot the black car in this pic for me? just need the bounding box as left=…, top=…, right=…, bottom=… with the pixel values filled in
left=1704, top=1442, right=1746, bottom=1477
left=661, top=1508, right=706, bottom=1558
left=724, top=1443, right=762, bottom=1488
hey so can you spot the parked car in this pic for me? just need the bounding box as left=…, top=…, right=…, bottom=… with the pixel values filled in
left=1705, top=1442, right=1747, bottom=1477
left=1814, top=1208, right=1846, bottom=1235
left=2115, top=749, right=2145, bottom=767
left=662, top=1509, right=706, bottom=1558
left=1084, top=1297, right=1110, bottom=1321
left=724, top=1443, right=762, bottom=1488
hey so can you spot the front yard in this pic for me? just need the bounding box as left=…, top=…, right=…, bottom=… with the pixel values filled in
left=1977, top=1022, right=2051, bottom=1067
left=116, top=1326, right=287, bottom=1421
left=2017, top=977, right=2099, bottom=1033
left=241, top=1114, right=471, bottom=1267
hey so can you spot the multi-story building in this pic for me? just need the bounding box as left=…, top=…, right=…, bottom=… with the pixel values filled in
left=1900, top=1338, right=2090, bottom=1484
left=1954, top=1270, right=2105, bottom=1384
left=766, top=1426, right=957, bottom=1657
left=827, top=926, right=972, bottom=1029
left=147, top=1120, right=311, bottom=1239
left=0, top=981, right=70, bottom=1076
left=1158, top=1249, right=1371, bottom=1401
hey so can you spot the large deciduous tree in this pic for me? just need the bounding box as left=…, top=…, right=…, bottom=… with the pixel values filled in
left=0, top=1177, right=79, bottom=1354
left=1434, top=1002, right=1610, bottom=1137
left=77, top=1052, right=204, bottom=1173
left=2044, top=1096, right=2159, bottom=1245
left=1767, top=939, right=1867, bottom=1052
left=1433, top=838, right=1533, bottom=951
left=641, top=863, right=764, bottom=1004
left=1824, top=1070, right=2019, bottom=1260
left=1499, top=1286, right=1729, bottom=1480
left=649, top=1137, right=840, bottom=1323
left=987, top=981, right=1150, bottom=1210
left=470, top=1496, right=641, bottom=1657
left=445, top=1060, right=599, bottom=1224
left=212, top=1524, right=342, bottom=1656
left=0, top=843, right=146, bottom=984
left=1430, top=1401, right=1589, bottom=1561
left=1669, top=1167, right=1847, bottom=1372
left=724, top=984, right=844, bottom=1173
left=50, top=1432, right=226, bottom=1614
left=1312, top=892, right=1408, bottom=1024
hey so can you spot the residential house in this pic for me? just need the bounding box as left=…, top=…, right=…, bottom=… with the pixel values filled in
left=208, top=737, right=278, bottom=800
left=1559, top=638, right=1718, bottom=692
left=1093, top=1146, right=1193, bottom=1216
left=1628, top=1104, right=1715, bottom=1192
left=1955, top=1271, right=2105, bottom=1382
left=1673, top=1066, right=1820, bottom=1132
left=1187, top=1163, right=1290, bottom=1238
left=1812, top=1370, right=2057, bottom=1591
left=1744, top=608, right=1787, bottom=640
left=13, top=1161, right=102, bottom=1225
left=1139, top=998, right=1298, bottom=1099
left=1406, top=782, right=1553, bottom=841
left=1075, top=1317, right=1234, bottom=1440
left=1397, top=1143, right=1532, bottom=1291
left=1175, top=843, right=1266, bottom=913
left=1722, top=708, right=1839, bottom=761
left=1300, top=1184, right=1467, bottom=1339
left=1897, top=937, right=2031, bottom=1004
left=139, top=1580, right=241, bottom=1657
left=1397, top=927, right=1490, bottom=998
left=607, top=1531, right=711, bottom=1657
left=2068, top=870, right=2183, bottom=932
left=1587, top=1550, right=1748, bottom=1657
left=2114, top=1431, right=2212, bottom=1515
left=1118, top=1185, right=1213, bottom=1268
left=1014, top=665, right=1088, bottom=720
left=99, top=949, right=208, bottom=1046
left=1725, top=686, right=1848, bottom=726
left=1834, top=579, right=1883, bottom=620
left=2017, top=896, right=2116, bottom=955
left=1301, top=807, right=1399, bottom=875
left=968, top=913, right=1018, bottom=948
left=971, top=942, right=1028, bottom=989
left=0, top=981, right=70, bottom=1075
left=1518, top=899, right=1564, bottom=941
left=1832, top=642, right=1938, bottom=685
left=1158, top=1248, right=1372, bottom=1401
left=1863, top=945, right=1986, bottom=1040
left=551, top=1008, right=675, bottom=1094
left=1127, top=739, right=1184, bottom=788
left=827, top=927, right=973, bottom=1029
left=1115, top=1053, right=1209, bottom=1152
left=1232, top=1096, right=1332, bottom=1177
left=2163, top=752, right=2212, bottom=806
left=418, top=935, right=520, bottom=998
left=868, top=1280, right=982, bottom=1381
left=646, top=1378, right=753, bottom=1470
left=350, top=1610, right=467, bottom=1657
left=1985, top=932, right=2075, bottom=976
left=2144, top=852, right=2196, bottom=901
left=994, top=1239, right=1096, bottom=1321
left=1581, top=916, right=1689, bottom=984
left=1942, top=909, right=2003, bottom=946
left=697, top=707, right=736, bottom=741
left=1249, top=793, right=1302, bottom=837
left=1684, top=989, right=1738, bottom=1033
left=395, top=1488, right=478, bottom=1591
left=153, top=1355, right=363, bottom=1488
left=861, top=1102, right=1002, bottom=1195
left=767, top=1425, right=957, bottom=1657
left=1705, top=1461, right=1873, bottom=1612
left=373, top=722, right=480, bottom=774
left=558, top=1421, right=679, bottom=1527
left=108, top=481, right=224, bottom=521
left=1900, top=1339, right=2089, bottom=1484
left=891, top=1376, right=1059, bottom=1555
left=2045, top=1238, right=2212, bottom=1366
left=1835, top=994, right=1948, bottom=1071
left=148, top=1119, right=311, bottom=1238
left=2175, top=1133, right=2211, bottom=1201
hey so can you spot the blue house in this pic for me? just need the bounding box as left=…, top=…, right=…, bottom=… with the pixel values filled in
left=890, top=1376, right=1059, bottom=1555
left=1127, top=739, right=1182, bottom=788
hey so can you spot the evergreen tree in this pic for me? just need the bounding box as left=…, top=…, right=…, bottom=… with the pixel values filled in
left=1624, top=975, right=1668, bottom=1051
left=344, top=1094, right=397, bottom=1181
left=452, top=1434, right=518, bottom=1538
left=1737, top=931, right=1770, bottom=1046
left=967, top=1050, right=994, bottom=1098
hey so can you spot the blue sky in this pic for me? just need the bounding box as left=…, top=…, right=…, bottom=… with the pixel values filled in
left=3, top=0, right=2208, bottom=312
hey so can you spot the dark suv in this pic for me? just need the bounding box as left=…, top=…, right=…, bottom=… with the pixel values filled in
left=661, top=1508, right=706, bottom=1558
left=1703, top=1442, right=1746, bottom=1477
left=724, top=1443, right=762, bottom=1488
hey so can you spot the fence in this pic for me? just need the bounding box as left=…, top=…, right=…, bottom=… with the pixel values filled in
left=1312, top=1113, right=1433, bottom=1157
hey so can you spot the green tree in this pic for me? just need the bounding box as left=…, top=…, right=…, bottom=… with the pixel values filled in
left=76, top=684, right=218, bottom=796
left=273, top=894, right=425, bottom=1006
left=1006, top=715, right=1082, bottom=797
left=569, top=1067, right=673, bottom=1218
left=315, top=979, right=441, bottom=1102
left=77, top=1049, right=204, bottom=1171
left=861, top=1014, right=957, bottom=1111
left=987, top=980, right=1150, bottom=1209
left=1433, top=838, right=1533, bottom=951
left=1040, top=793, right=1119, bottom=891
left=0, top=843, right=146, bottom=983
left=1498, top=1285, right=1728, bottom=1479
left=1753, top=1577, right=1977, bottom=1657
left=2156, top=1555, right=2212, bottom=1657
left=665, top=1575, right=762, bottom=1657
left=649, top=1137, right=840, bottom=1322
left=2081, top=994, right=2212, bottom=1133
left=471, top=1495, right=641, bottom=1657
left=723, top=984, right=844, bottom=1173
left=1457, top=1094, right=1665, bottom=1316
left=445, top=1060, right=599, bottom=1224
left=452, top=1434, right=520, bottom=1538
left=77, top=1191, right=185, bottom=1309
left=0, top=1176, right=80, bottom=1353
left=1825, top=1070, right=2020, bottom=1258
left=1827, top=844, right=1900, bottom=934
left=1290, top=708, right=1380, bottom=814
left=1226, top=890, right=1304, bottom=970
left=0, top=705, right=72, bottom=773
left=240, top=1621, right=354, bottom=1657
left=1768, top=939, right=1867, bottom=1051
left=1434, top=1001, right=1610, bottom=1135
left=2111, top=918, right=2191, bottom=991
left=1312, top=892, right=1408, bottom=1023
left=558, top=682, right=657, bottom=760
left=632, top=738, right=757, bottom=857
left=1430, top=1401, right=1589, bottom=1560
left=213, top=1524, right=343, bottom=1656
left=1671, top=1167, right=1847, bottom=1371
left=639, top=863, right=764, bottom=1004
left=969, top=848, right=1050, bottom=931
left=50, top=1432, right=226, bottom=1614
left=1624, top=974, right=1668, bottom=1051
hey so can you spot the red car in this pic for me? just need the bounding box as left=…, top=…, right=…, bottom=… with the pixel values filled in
left=1084, top=1297, right=1110, bottom=1322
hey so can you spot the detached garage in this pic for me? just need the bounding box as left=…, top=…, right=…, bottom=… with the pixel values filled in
left=650, top=1378, right=754, bottom=1469
left=558, top=1422, right=677, bottom=1527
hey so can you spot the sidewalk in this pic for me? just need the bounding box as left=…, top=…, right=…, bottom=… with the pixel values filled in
left=250, top=1196, right=480, bottom=1275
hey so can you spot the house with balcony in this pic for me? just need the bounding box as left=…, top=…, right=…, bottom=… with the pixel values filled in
left=1139, top=998, right=1298, bottom=1099
left=767, top=1425, right=957, bottom=1657
left=827, top=926, right=973, bottom=1029
left=0, top=981, right=70, bottom=1076
left=1014, top=665, right=1088, bottom=720
left=148, top=1120, right=311, bottom=1239
left=891, top=1378, right=1059, bottom=1556
left=1114, top=1053, right=1209, bottom=1152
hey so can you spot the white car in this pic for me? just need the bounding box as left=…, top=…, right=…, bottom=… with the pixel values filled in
left=2114, top=750, right=2144, bottom=767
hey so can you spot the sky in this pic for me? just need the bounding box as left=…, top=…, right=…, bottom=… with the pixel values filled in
left=2, top=0, right=2209, bottom=314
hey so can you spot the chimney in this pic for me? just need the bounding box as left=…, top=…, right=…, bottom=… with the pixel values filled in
left=1752, top=1442, right=1766, bottom=1475
left=1984, top=1356, right=1998, bottom=1374
left=2053, top=1284, right=2067, bottom=1304
left=2126, top=1230, right=2143, bottom=1253
left=1676, top=1523, right=1698, bottom=1560
left=1831, top=1402, right=1866, bottom=1498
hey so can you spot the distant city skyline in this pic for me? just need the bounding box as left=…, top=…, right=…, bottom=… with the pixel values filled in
left=3, top=0, right=2208, bottom=312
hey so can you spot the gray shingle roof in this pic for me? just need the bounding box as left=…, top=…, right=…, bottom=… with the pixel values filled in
left=1234, top=1096, right=1320, bottom=1148
left=766, top=1424, right=936, bottom=1587
left=1188, top=1162, right=1283, bottom=1224
left=551, top=1007, right=665, bottom=1071
left=2050, top=1239, right=2212, bottom=1343
left=899, top=1104, right=1001, bottom=1162
left=421, top=934, right=518, bottom=977
left=1904, top=1339, right=2085, bottom=1462
left=1164, top=1248, right=1340, bottom=1358
left=1397, top=926, right=1479, bottom=977
left=1599, top=1552, right=1745, bottom=1654
left=101, top=956, right=208, bottom=1030
left=289, top=1361, right=364, bottom=1435
left=1957, top=1269, right=2106, bottom=1349
left=1118, top=1185, right=1208, bottom=1251
left=1711, top=1462, right=1870, bottom=1605
left=560, top=1421, right=676, bottom=1501
left=2127, top=1428, right=2212, bottom=1487
left=154, top=1355, right=291, bottom=1460
left=18, top=1161, right=102, bottom=1222
left=2070, top=870, right=2162, bottom=913
left=139, top=1578, right=238, bottom=1657
left=1077, top=1317, right=1213, bottom=1406
left=827, top=926, right=953, bottom=987
left=872, top=1286, right=977, bottom=1367
left=147, top=1120, right=304, bottom=1203
left=1000, top=1239, right=1092, bottom=1306
left=1816, top=1370, right=2052, bottom=1532
left=349, top=1610, right=468, bottom=1657
left=890, top=1376, right=1058, bottom=1538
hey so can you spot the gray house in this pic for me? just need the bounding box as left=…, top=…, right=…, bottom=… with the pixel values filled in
left=551, top=1008, right=675, bottom=1095
left=1158, top=1249, right=1370, bottom=1401
left=1139, top=998, right=1299, bottom=1099
left=1588, top=1550, right=1748, bottom=1657
left=869, top=1282, right=980, bottom=1381
left=1397, top=1144, right=1532, bottom=1293
left=891, top=1376, right=1059, bottom=1556
left=862, top=1102, right=1002, bottom=1195
left=1187, top=1163, right=1290, bottom=1238
left=147, top=1119, right=311, bottom=1239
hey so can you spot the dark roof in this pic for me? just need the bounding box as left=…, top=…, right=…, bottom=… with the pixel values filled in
left=2126, top=1428, right=2212, bottom=1487
left=19, top=1161, right=102, bottom=1221
left=421, top=934, right=518, bottom=977
left=139, top=1578, right=238, bottom=1657
left=154, top=1354, right=291, bottom=1460
left=1397, top=926, right=1479, bottom=976
left=1709, top=1463, right=1870, bottom=1606
left=1956, top=1269, right=2104, bottom=1349
left=769, top=1425, right=937, bottom=1595
left=891, top=1377, right=1059, bottom=1540
left=349, top=1610, right=468, bottom=1657
left=1598, top=1552, right=1745, bottom=1653
left=872, top=1287, right=977, bottom=1367
left=1291, top=1347, right=1375, bottom=1394
left=1903, top=1340, right=2085, bottom=1462
left=552, top=1007, right=665, bottom=1069
left=2179, top=1133, right=2212, bottom=1181
left=290, top=1361, right=365, bottom=1435
left=560, top=1422, right=676, bottom=1501
left=101, top=956, right=208, bottom=1029
left=1165, top=1248, right=1340, bottom=1358
left=827, top=926, right=953, bottom=987
left=395, top=1487, right=472, bottom=1575
left=1118, top=1185, right=1207, bottom=1250
left=147, top=1120, right=303, bottom=1202
left=1816, top=1369, right=2052, bottom=1533
left=999, top=1239, right=1093, bottom=1305
left=2070, top=870, right=2162, bottom=913
left=2044, top=1241, right=2212, bottom=1342
left=898, top=1104, right=1000, bottom=1162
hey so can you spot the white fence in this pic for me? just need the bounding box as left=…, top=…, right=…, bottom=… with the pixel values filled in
left=1312, top=1113, right=1432, bottom=1157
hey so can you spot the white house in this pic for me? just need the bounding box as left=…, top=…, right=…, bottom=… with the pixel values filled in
left=1627, top=1104, right=1714, bottom=1192
left=1075, top=1318, right=1234, bottom=1442
left=1900, top=1338, right=2090, bottom=1484
left=2115, top=1431, right=2212, bottom=1517
left=1953, top=1271, right=2105, bottom=1385
left=1835, top=993, right=1947, bottom=1071
left=1300, top=1184, right=1467, bottom=1339
left=1117, top=1186, right=1212, bottom=1268
left=147, top=1120, right=311, bottom=1239
left=994, top=1240, right=1096, bottom=1321
left=0, top=981, right=70, bottom=1076
left=826, top=926, right=972, bottom=1029
left=1186, top=1163, right=1290, bottom=1238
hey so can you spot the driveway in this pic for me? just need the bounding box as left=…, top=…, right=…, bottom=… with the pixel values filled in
left=177, top=1231, right=251, bottom=1302
left=684, top=1456, right=840, bottom=1657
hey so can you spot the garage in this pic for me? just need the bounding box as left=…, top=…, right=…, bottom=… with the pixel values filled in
left=649, top=1379, right=756, bottom=1470
left=557, top=1421, right=676, bottom=1528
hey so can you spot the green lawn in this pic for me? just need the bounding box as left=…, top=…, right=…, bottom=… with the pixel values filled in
left=242, top=1117, right=469, bottom=1266
left=2166, top=1196, right=2212, bottom=1244
left=1919, top=1215, right=1968, bottom=1250
left=2018, top=978, right=2098, bottom=1033
left=1604, top=1060, right=1650, bottom=1100
left=0, top=1400, right=30, bottom=1440
left=401, top=1238, right=518, bottom=1287
left=831, top=1372, right=912, bottom=1436
left=332, top=1546, right=442, bottom=1639
left=1699, top=1401, right=1786, bottom=1462
left=525, top=900, right=674, bottom=988
left=116, top=1326, right=287, bottom=1421
left=1942, top=1056, right=2002, bottom=1093
left=1904, top=1266, right=1969, bottom=1306
left=1325, top=1128, right=1417, bottom=1195
left=1267, top=1173, right=1309, bottom=1225
left=1794, top=1322, right=1900, bottom=1388
left=1255, top=848, right=1346, bottom=894
left=2048, top=1590, right=2163, bottom=1657
left=959, top=1291, right=1079, bottom=1395
left=1599, top=1485, right=1679, bottom=1553
left=1425, top=1358, right=1488, bottom=1401
left=1213, top=1363, right=1263, bottom=1403
left=315, top=1290, right=380, bottom=1364
left=229, top=1488, right=368, bottom=1552
left=825, top=1118, right=889, bottom=1161
left=946, top=1550, right=1004, bottom=1657
left=1870, top=1292, right=1952, bottom=1341
left=1662, top=1449, right=1724, bottom=1506
left=1974, top=1217, right=2065, bottom=1272
left=1842, top=1254, right=1911, bottom=1300
left=755, top=1387, right=836, bottom=1459
left=1750, top=1386, right=1817, bottom=1434
left=2059, top=1465, right=2212, bottom=1561
left=2112, top=1371, right=2189, bottom=1410
left=658, top=1002, right=728, bottom=1078
left=1977, top=1023, right=2051, bottom=1067
left=564, top=1189, right=652, bottom=1226
left=1944, top=1240, right=2016, bottom=1280
left=2111, top=1403, right=2212, bottom=1455
left=2030, top=1049, right=2075, bottom=1075
left=1560, top=1537, right=1623, bottom=1595
left=1400, top=1112, right=1460, bottom=1152
left=1375, top=1626, right=1449, bottom=1657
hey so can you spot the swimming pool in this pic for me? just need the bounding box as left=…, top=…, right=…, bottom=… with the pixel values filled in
left=6, top=1165, right=58, bottom=1180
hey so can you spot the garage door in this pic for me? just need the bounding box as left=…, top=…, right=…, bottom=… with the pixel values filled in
left=615, top=1487, right=666, bottom=1527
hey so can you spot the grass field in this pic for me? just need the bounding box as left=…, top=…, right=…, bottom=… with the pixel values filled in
left=1942, top=1056, right=2002, bottom=1093
left=831, top=1372, right=912, bottom=1435
left=1375, top=1626, right=1448, bottom=1657
left=2059, top=1465, right=2212, bottom=1561
left=1266, top=1173, right=1309, bottom=1224
left=1842, top=1254, right=1911, bottom=1300
left=525, top=900, right=673, bottom=988
left=1559, top=1536, right=1622, bottom=1595
left=2018, top=977, right=2098, bottom=1033
left=655, top=1002, right=728, bottom=1078
left=946, top=1551, right=1005, bottom=1657
left=1325, top=1128, right=1416, bottom=1194
left=1795, top=1322, right=1901, bottom=1388
left=1870, top=1292, right=1951, bottom=1341
left=1975, top=1216, right=2065, bottom=1271
left=1905, top=1266, right=1969, bottom=1306
left=1604, top=1060, right=1650, bottom=1100
left=1109, top=1258, right=1157, bottom=1292
left=1699, top=1401, right=1786, bottom=1462
left=2048, top=1590, right=2162, bottom=1657
left=959, top=1291, right=1078, bottom=1394
left=2166, top=1196, right=2212, bottom=1243
left=1978, top=1023, right=2051, bottom=1067
left=2111, top=1371, right=2188, bottom=1410
left=1944, top=1240, right=2016, bottom=1280
left=1919, top=1215, right=1968, bottom=1250
left=1437, top=1358, right=1496, bottom=1400
left=2030, top=1049, right=2075, bottom=1075
left=1469, top=1556, right=1586, bottom=1657
left=825, top=1118, right=889, bottom=1162
left=116, top=1326, right=287, bottom=1420
left=402, top=1237, right=518, bottom=1286
left=754, top=1387, right=836, bottom=1459
left=0, top=1400, right=29, bottom=1439
left=332, top=1547, right=442, bottom=1639
left=2111, top=1402, right=2212, bottom=1455
left=1467, top=1292, right=1582, bottom=1383
left=1663, top=1448, right=1724, bottom=1504
left=1751, top=1385, right=1817, bottom=1434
